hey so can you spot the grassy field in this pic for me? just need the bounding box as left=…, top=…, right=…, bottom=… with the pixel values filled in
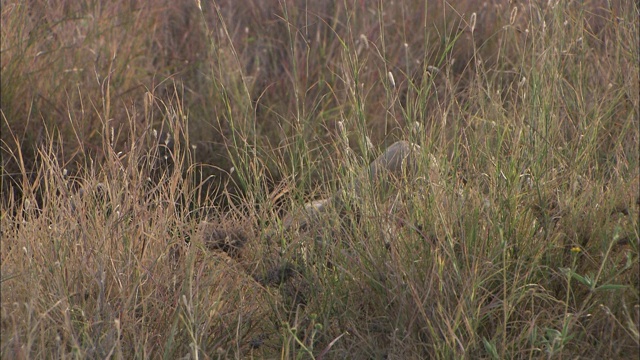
left=1, top=0, right=638, bottom=358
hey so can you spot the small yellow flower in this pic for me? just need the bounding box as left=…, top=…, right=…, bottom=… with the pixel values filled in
left=571, top=246, right=582, bottom=253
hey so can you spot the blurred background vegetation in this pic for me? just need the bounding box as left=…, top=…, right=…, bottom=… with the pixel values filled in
left=7, top=0, right=634, bottom=204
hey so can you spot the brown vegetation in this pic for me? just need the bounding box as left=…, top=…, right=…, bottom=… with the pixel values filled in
left=1, top=0, right=638, bottom=358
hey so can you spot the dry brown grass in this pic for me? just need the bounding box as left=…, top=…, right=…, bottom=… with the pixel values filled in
left=2, top=0, right=638, bottom=358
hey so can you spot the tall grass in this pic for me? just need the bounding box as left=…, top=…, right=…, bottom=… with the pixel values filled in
left=2, top=0, right=638, bottom=358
